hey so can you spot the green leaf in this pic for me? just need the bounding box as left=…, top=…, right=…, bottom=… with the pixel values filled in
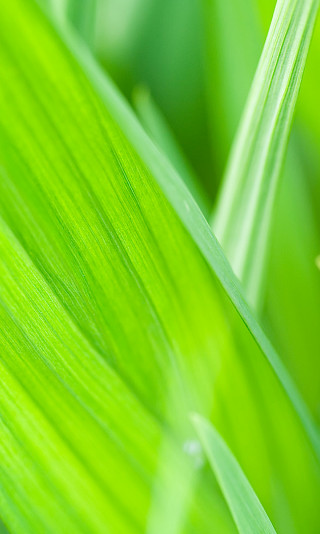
left=265, top=143, right=320, bottom=419
left=192, top=414, right=277, bottom=534
left=67, top=0, right=97, bottom=48
left=41, top=0, right=69, bottom=21
left=202, top=0, right=262, bottom=170
left=204, top=0, right=320, bottom=419
left=205, top=0, right=320, bottom=424
left=0, top=1, right=320, bottom=533
left=52, top=0, right=320, bottom=463
left=133, top=85, right=210, bottom=215
left=212, top=0, right=320, bottom=308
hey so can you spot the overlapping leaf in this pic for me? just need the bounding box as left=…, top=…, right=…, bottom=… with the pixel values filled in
left=204, top=0, right=320, bottom=419
left=0, top=1, right=319, bottom=533
left=192, top=414, right=277, bottom=534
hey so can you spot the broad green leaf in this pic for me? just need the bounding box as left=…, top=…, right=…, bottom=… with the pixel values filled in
left=212, top=0, right=320, bottom=308
left=0, top=208, right=226, bottom=533
left=192, top=414, right=277, bottom=534
left=0, top=1, right=320, bottom=533
left=62, top=6, right=320, bottom=462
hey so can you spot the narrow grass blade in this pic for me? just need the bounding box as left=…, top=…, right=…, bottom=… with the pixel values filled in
left=204, top=0, right=320, bottom=418
left=212, top=0, right=320, bottom=308
left=67, top=0, right=97, bottom=48
left=192, top=414, right=277, bottom=534
left=133, top=85, right=210, bottom=214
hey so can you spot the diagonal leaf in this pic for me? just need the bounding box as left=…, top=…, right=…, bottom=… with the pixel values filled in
left=204, top=0, right=320, bottom=419
left=9, top=0, right=317, bottom=455
left=0, top=2, right=320, bottom=533
left=212, top=0, right=320, bottom=308
left=133, top=85, right=210, bottom=215
left=67, top=0, right=97, bottom=48
left=50, top=0, right=320, bottom=456
left=192, top=414, right=277, bottom=534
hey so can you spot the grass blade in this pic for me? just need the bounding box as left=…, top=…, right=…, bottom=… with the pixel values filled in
left=212, top=0, right=319, bottom=308
left=192, top=414, right=277, bottom=534
left=133, top=85, right=210, bottom=214
left=204, top=0, right=320, bottom=417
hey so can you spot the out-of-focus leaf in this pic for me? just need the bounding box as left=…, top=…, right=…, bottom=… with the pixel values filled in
left=133, top=85, right=210, bottom=214
left=202, top=0, right=262, bottom=171
left=264, top=145, right=320, bottom=419
left=96, top=0, right=214, bottom=197
left=67, top=0, right=97, bottom=48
